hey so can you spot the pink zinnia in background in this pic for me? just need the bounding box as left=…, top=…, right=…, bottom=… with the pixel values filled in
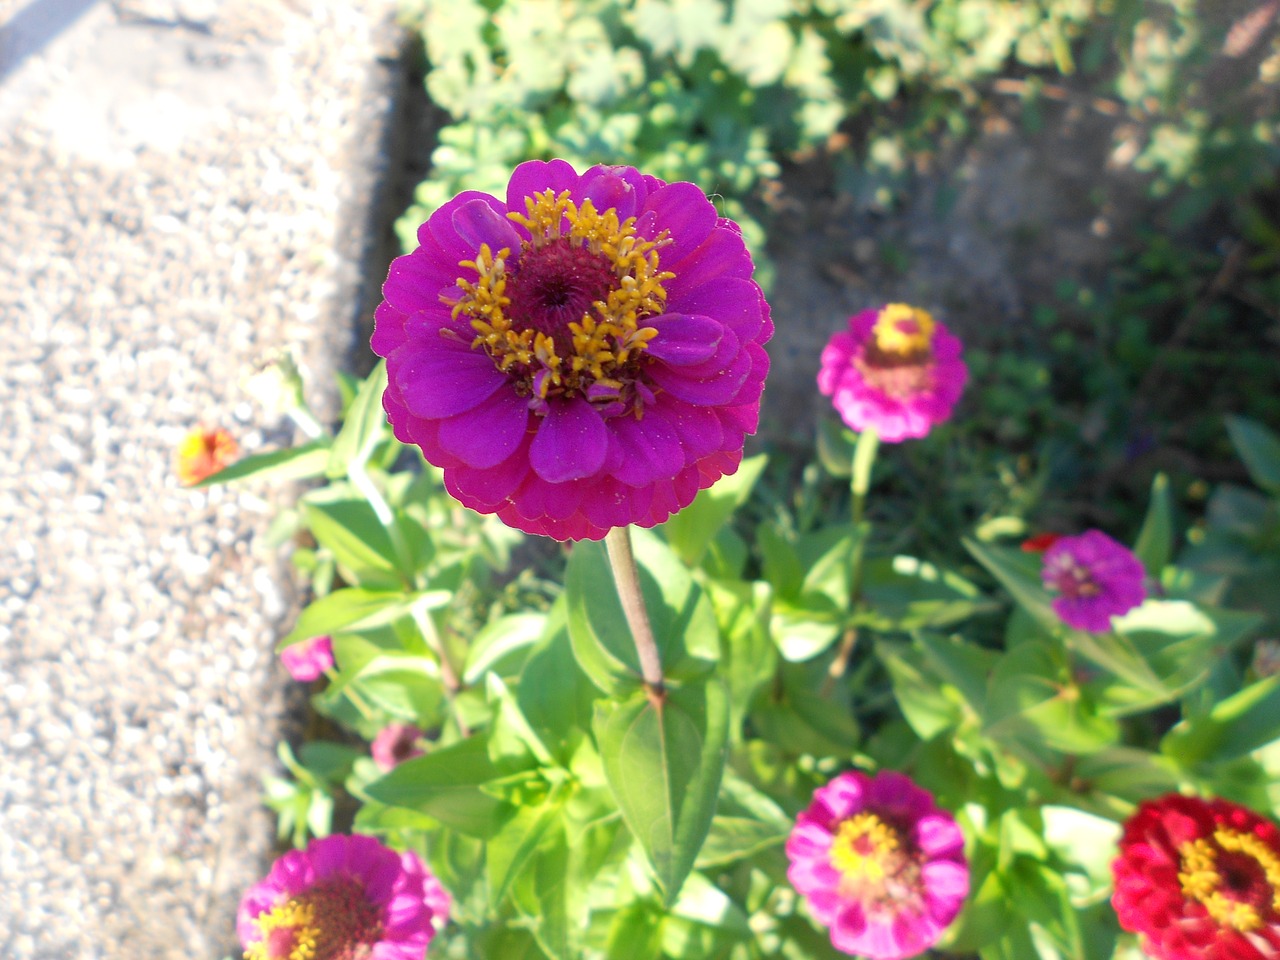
left=1112, top=793, right=1280, bottom=960
left=1041, top=530, right=1146, bottom=632
left=817, top=304, right=967, bottom=442
left=786, top=770, right=969, bottom=960
left=371, top=723, right=425, bottom=772
left=279, top=635, right=335, bottom=682
left=237, top=833, right=448, bottom=960
left=372, top=159, right=772, bottom=541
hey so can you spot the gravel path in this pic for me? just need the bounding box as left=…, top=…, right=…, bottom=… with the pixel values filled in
left=0, top=1, right=401, bottom=956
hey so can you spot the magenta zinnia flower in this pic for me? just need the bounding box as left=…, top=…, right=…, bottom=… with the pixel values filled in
left=1112, top=793, right=1280, bottom=960
left=817, top=304, right=967, bottom=442
left=372, top=159, right=772, bottom=541
left=786, top=770, right=969, bottom=960
left=1041, top=530, right=1146, bottom=632
left=371, top=723, right=425, bottom=772
left=238, top=833, right=448, bottom=960
left=280, top=635, right=335, bottom=683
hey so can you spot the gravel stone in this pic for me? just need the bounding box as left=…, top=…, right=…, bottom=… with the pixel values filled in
left=0, top=1, right=401, bottom=957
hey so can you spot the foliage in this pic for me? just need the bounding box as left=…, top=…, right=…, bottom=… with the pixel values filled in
left=210, top=358, right=1280, bottom=959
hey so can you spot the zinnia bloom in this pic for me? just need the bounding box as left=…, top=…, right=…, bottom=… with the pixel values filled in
left=238, top=833, right=449, bottom=960
left=1112, top=793, right=1280, bottom=960
left=371, top=723, right=425, bottom=772
left=816, top=304, right=967, bottom=443
left=786, top=770, right=969, bottom=960
left=280, top=635, right=335, bottom=683
left=176, top=425, right=239, bottom=486
left=371, top=159, right=772, bottom=541
left=1041, top=529, right=1146, bottom=632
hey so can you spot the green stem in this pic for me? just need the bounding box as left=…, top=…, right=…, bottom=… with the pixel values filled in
left=850, top=427, right=879, bottom=525
left=325, top=667, right=378, bottom=723
left=605, top=526, right=665, bottom=699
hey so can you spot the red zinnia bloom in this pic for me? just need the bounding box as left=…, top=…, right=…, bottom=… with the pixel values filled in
left=371, top=159, right=772, bottom=541
left=1112, top=793, right=1280, bottom=959
left=176, top=426, right=239, bottom=486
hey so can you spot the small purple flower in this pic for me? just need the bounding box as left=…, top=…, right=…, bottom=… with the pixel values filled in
left=280, top=635, right=335, bottom=683
left=786, top=770, right=969, bottom=960
left=371, top=723, right=425, bottom=772
left=1041, top=530, right=1146, bottom=632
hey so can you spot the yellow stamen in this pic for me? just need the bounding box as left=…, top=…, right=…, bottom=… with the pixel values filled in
left=830, top=813, right=901, bottom=884
left=448, top=189, right=673, bottom=406
left=1177, top=828, right=1280, bottom=933
left=872, top=303, right=935, bottom=356
left=244, top=901, right=320, bottom=960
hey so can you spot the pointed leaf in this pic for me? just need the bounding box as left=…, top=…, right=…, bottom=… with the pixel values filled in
left=594, top=679, right=729, bottom=904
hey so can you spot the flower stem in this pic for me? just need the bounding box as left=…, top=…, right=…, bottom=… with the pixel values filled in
left=850, top=427, right=879, bottom=525
left=605, top=526, right=665, bottom=699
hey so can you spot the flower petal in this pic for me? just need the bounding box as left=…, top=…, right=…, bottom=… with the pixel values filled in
left=644, top=313, right=723, bottom=366
left=641, top=181, right=717, bottom=265
left=452, top=197, right=522, bottom=254
left=393, top=343, right=505, bottom=419
left=436, top=388, right=529, bottom=469
left=529, top=399, right=608, bottom=483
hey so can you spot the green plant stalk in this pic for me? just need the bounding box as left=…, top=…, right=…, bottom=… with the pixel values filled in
left=605, top=525, right=665, bottom=700
left=850, top=428, right=879, bottom=525
left=324, top=667, right=378, bottom=723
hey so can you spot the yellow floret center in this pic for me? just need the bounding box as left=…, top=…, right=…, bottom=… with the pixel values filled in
left=1178, top=828, right=1280, bottom=932
left=830, top=813, right=903, bottom=885
left=244, top=879, right=383, bottom=960
left=872, top=303, right=935, bottom=357
left=245, top=900, right=322, bottom=960
left=449, top=188, right=673, bottom=405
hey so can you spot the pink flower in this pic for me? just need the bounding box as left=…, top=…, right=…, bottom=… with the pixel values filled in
left=817, top=304, right=967, bottom=442
left=1041, top=530, right=1146, bottom=632
left=786, top=770, right=969, bottom=960
left=279, top=635, right=335, bottom=683
left=371, top=159, right=772, bottom=541
left=371, top=723, right=425, bottom=772
left=1112, top=793, right=1280, bottom=960
left=237, top=833, right=449, bottom=960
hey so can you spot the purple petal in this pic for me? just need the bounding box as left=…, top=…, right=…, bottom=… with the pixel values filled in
left=608, top=410, right=684, bottom=487
left=445, top=441, right=531, bottom=510
left=393, top=343, right=505, bottom=419
left=529, top=398, right=608, bottom=483
left=370, top=300, right=407, bottom=358
left=381, top=250, right=456, bottom=318
left=659, top=402, right=724, bottom=461
left=664, top=224, right=753, bottom=301
left=452, top=198, right=522, bottom=254
left=579, top=165, right=646, bottom=220
left=641, top=181, right=717, bottom=264
left=644, top=313, right=723, bottom=366
left=648, top=345, right=751, bottom=407
left=436, top=388, right=529, bottom=468
left=670, top=277, right=765, bottom=343
left=915, top=814, right=965, bottom=858
left=506, top=159, right=580, bottom=217
left=423, top=190, right=503, bottom=267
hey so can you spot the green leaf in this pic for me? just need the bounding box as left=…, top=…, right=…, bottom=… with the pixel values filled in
left=964, top=538, right=1059, bottom=633
left=302, top=490, right=399, bottom=579
left=604, top=903, right=666, bottom=960
left=769, top=599, right=842, bottom=661
left=191, top=440, right=330, bottom=487
left=706, top=578, right=775, bottom=737
left=661, top=454, right=767, bottom=567
left=668, top=870, right=751, bottom=936
left=1161, top=674, right=1280, bottom=766
left=861, top=556, right=993, bottom=630
left=487, top=787, right=566, bottom=908
left=511, top=820, right=582, bottom=960
left=566, top=528, right=719, bottom=694
left=595, top=679, right=730, bottom=905
left=985, top=642, right=1119, bottom=755
left=1134, top=472, right=1174, bottom=576
left=335, top=653, right=444, bottom=722
left=327, top=360, right=390, bottom=478
left=695, top=815, right=788, bottom=868
left=517, top=600, right=598, bottom=765
left=363, top=735, right=514, bottom=838
left=1227, top=415, right=1280, bottom=495
left=464, top=612, right=548, bottom=684
left=277, top=588, right=412, bottom=650
left=878, top=640, right=966, bottom=739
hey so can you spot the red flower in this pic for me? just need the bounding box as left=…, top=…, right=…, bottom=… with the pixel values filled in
left=1021, top=533, right=1061, bottom=553
left=176, top=426, right=239, bottom=486
left=1112, top=794, right=1280, bottom=959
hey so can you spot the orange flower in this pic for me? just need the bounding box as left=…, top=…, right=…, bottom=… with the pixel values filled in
left=176, top=426, right=239, bottom=486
